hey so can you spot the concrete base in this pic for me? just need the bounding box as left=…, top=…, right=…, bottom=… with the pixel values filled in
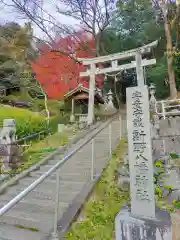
left=115, top=206, right=172, bottom=240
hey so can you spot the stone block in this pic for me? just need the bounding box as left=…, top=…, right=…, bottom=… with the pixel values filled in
left=171, top=212, right=180, bottom=240
left=124, top=155, right=129, bottom=165
left=115, top=206, right=172, bottom=240
left=117, top=166, right=130, bottom=191
left=3, top=119, right=16, bottom=128
left=118, top=176, right=130, bottom=192
left=58, top=124, right=65, bottom=133
left=167, top=190, right=180, bottom=204
left=118, top=166, right=129, bottom=177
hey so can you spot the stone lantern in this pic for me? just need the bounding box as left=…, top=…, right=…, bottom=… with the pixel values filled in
left=105, top=89, right=117, bottom=115
left=149, top=83, right=157, bottom=113
left=96, top=87, right=102, bottom=96
left=107, top=89, right=113, bottom=104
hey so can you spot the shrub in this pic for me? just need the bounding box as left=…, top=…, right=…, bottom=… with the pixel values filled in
left=3, top=93, right=32, bottom=102
left=0, top=106, right=47, bottom=138
left=30, top=99, right=65, bottom=115
left=49, top=114, right=70, bottom=132
left=3, top=95, right=65, bottom=118
left=170, top=152, right=179, bottom=159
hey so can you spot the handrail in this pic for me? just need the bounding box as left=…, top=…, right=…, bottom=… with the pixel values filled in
left=0, top=114, right=118, bottom=217
left=14, top=129, right=50, bottom=145
left=4, top=129, right=51, bottom=146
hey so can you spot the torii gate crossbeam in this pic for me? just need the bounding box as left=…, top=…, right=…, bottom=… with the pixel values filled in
left=78, top=40, right=158, bottom=125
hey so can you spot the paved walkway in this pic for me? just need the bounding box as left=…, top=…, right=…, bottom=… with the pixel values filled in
left=0, top=114, right=126, bottom=240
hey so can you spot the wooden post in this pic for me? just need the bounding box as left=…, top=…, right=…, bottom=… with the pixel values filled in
left=72, top=98, right=74, bottom=116
left=87, top=63, right=96, bottom=125
left=70, top=98, right=75, bottom=122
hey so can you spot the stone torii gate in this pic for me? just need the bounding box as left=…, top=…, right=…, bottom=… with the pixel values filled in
left=78, top=40, right=158, bottom=125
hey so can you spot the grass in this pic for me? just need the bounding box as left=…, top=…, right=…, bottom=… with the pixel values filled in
left=0, top=105, right=47, bottom=138
left=66, top=138, right=129, bottom=240
left=156, top=197, right=174, bottom=212
left=22, top=132, right=70, bottom=166
left=156, top=197, right=180, bottom=211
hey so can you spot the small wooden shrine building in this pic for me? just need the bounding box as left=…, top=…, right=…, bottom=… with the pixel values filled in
left=64, top=84, right=104, bottom=122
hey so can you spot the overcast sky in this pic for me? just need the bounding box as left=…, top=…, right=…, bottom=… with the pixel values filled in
left=0, top=0, right=79, bottom=39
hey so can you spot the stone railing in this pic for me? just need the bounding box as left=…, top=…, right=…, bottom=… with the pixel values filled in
left=156, top=99, right=180, bottom=119
left=75, top=114, right=88, bottom=129
left=149, top=82, right=180, bottom=119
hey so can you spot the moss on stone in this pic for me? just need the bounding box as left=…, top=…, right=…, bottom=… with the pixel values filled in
left=15, top=224, right=39, bottom=232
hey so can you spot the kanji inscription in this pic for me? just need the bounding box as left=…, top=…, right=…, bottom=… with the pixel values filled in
left=126, top=86, right=155, bottom=219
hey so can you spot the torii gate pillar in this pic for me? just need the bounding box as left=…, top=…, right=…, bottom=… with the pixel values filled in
left=87, top=63, right=96, bottom=125
left=135, top=51, right=144, bottom=87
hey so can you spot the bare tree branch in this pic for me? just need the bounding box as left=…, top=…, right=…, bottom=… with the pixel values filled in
left=0, top=0, right=90, bottom=63
left=56, top=0, right=114, bottom=56
left=1, top=0, right=114, bottom=58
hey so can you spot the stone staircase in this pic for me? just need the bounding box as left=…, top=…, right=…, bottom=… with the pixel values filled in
left=0, top=114, right=126, bottom=240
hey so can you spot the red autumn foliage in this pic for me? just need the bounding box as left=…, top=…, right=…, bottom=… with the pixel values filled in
left=32, top=32, right=104, bottom=99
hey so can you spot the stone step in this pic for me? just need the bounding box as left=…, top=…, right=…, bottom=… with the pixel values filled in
left=0, top=117, right=124, bottom=239
left=39, top=163, right=91, bottom=173
left=43, top=159, right=107, bottom=173
left=46, top=158, right=91, bottom=166
left=0, top=198, right=68, bottom=215
left=47, top=150, right=99, bottom=162
left=0, top=191, right=78, bottom=205
left=30, top=157, right=108, bottom=180
left=45, top=154, right=107, bottom=170
left=0, top=182, right=84, bottom=203
left=0, top=187, right=80, bottom=202
left=45, top=146, right=110, bottom=168
left=16, top=176, right=86, bottom=190
left=37, top=164, right=107, bottom=178
left=0, top=223, right=45, bottom=240
left=0, top=209, right=54, bottom=233
left=30, top=171, right=91, bottom=182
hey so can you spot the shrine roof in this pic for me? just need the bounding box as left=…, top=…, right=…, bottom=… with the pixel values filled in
left=64, top=84, right=104, bottom=104
left=64, top=84, right=89, bottom=98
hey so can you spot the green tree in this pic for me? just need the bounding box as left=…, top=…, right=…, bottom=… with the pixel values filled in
left=101, top=0, right=168, bottom=101
left=153, top=0, right=180, bottom=99
left=0, top=22, right=38, bottom=96
left=147, top=57, right=170, bottom=99
left=101, top=0, right=180, bottom=100
left=174, top=52, right=180, bottom=91
left=0, top=54, right=19, bottom=92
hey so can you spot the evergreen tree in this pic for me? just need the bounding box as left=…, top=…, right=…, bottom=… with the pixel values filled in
left=0, top=22, right=38, bottom=96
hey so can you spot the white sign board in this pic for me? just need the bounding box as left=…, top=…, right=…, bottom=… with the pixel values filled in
left=126, top=85, right=155, bottom=219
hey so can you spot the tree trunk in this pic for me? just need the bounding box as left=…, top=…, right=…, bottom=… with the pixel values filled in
left=167, top=55, right=177, bottom=99
left=39, top=84, right=50, bottom=125
left=164, top=20, right=177, bottom=99
left=95, top=32, right=102, bottom=57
